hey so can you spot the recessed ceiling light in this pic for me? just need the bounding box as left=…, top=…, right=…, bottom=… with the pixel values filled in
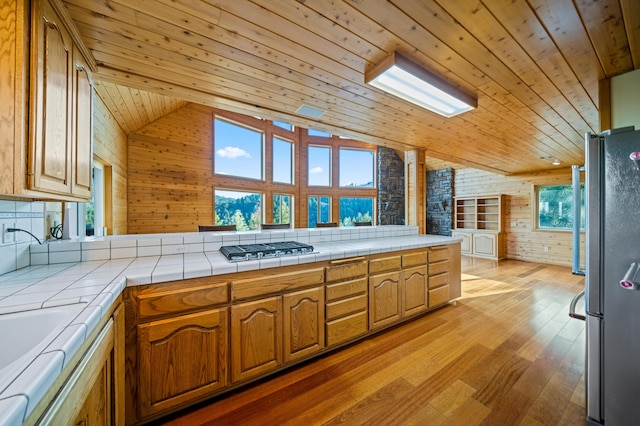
left=552, top=159, right=561, bottom=165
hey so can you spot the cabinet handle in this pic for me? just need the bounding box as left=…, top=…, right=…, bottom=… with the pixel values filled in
left=42, top=16, right=59, bottom=31
left=329, top=257, right=366, bottom=266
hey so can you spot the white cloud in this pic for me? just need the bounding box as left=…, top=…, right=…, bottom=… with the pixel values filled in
left=217, top=146, right=251, bottom=159
left=309, top=166, right=323, bottom=174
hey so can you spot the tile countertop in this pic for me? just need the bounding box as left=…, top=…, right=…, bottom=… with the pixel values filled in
left=0, top=229, right=461, bottom=425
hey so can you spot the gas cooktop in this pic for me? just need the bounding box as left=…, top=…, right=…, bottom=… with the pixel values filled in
left=220, top=241, right=316, bottom=262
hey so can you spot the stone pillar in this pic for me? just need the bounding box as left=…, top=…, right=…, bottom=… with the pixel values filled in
left=426, top=168, right=453, bottom=236
left=377, top=147, right=405, bottom=225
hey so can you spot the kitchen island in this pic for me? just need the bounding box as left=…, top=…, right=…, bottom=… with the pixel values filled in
left=0, top=226, right=460, bottom=425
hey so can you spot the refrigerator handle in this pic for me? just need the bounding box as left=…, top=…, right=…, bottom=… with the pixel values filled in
left=620, top=262, right=640, bottom=290
left=569, top=290, right=586, bottom=320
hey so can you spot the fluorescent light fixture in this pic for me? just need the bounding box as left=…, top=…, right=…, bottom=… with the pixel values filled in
left=365, top=52, right=477, bottom=118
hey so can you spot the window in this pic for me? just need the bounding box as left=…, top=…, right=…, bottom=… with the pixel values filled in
left=215, top=189, right=262, bottom=231
left=308, top=196, right=331, bottom=227
left=340, top=197, right=374, bottom=226
left=273, top=121, right=293, bottom=131
left=273, top=194, right=292, bottom=224
left=273, top=137, right=294, bottom=184
left=339, top=148, right=375, bottom=187
left=78, top=163, right=105, bottom=237
left=308, top=129, right=331, bottom=137
left=308, top=146, right=331, bottom=186
left=536, top=184, right=585, bottom=230
left=214, top=118, right=264, bottom=180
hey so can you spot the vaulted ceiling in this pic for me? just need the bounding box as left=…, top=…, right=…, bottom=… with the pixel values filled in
left=62, top=0, right=640, bottom=175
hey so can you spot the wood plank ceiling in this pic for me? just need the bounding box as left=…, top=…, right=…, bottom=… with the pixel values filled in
left=62, top=0, right=640, bottom=175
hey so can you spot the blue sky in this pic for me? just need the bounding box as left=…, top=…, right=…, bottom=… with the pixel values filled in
left=215, top=119, right=374, bottom=197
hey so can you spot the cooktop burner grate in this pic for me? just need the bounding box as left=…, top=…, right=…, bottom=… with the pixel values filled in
left=220, top=241, right=315, bottom=262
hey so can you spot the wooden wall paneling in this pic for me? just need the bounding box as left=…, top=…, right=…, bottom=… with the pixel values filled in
left=598, top=78, right=611, bottom=132
left=93, top=94, right=128, bottom=234
left=452, top=166, right=586, bottom=267
left=405, top=149, right=426, bottom=233
left=127, top=104, right=213, bottom=234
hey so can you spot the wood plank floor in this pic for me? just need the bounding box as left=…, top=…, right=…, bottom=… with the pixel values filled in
left=159, top=258, right=587, bottom=426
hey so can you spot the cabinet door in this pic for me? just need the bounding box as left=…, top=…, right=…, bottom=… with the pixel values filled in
left=369, top=271, right=401, bottom=330
left=138, top=308, right=228, bottom=417
left=402, top=265, right=428, bottom=317
left=473, top=233, right=497, bottom=258
left=30, top=0, right=72, bottom=194
left=283, top=287, right=324, bottom=363
left=71, top=45, right=93, bottom=198
left=453, top=231, right=473, bottom=254
left=231, top=297, right=282, bottom=383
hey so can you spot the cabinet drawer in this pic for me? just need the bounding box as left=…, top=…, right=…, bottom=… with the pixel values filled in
left=326, top=294, right=367, bottom=321
left=428, top=285, right=450, bottom=308
left=326, top=277, right=367, bottom=302
left=369, top=255, right=401, bottom=275
left=325, top=258, right=367, bottom=283
left=137, top=282, right=229, bottom=320
left=326, top=311, right=368, bottom=347
left=428, top=272, right=449, bottom=289
left=402, top=251, right=428, bottom=268
left=429, top=246, right=449, bottom=263
left=428, top=260, right=449, bottom=277
left=233, top=267, right=325, bottom=300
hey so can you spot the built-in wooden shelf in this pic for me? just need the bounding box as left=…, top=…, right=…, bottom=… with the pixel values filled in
left=452, top=195, right=504, bottom=260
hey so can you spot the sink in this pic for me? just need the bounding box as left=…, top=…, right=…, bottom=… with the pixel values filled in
left=0, top=304, right=86, bottom=389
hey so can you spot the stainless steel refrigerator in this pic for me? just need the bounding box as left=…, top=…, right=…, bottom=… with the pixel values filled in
left=580, top=126, right=640, bottom=425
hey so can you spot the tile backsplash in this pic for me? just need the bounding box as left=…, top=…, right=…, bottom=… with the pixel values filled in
left=29, top=225, right=419, bottom=266
left=0, top=200, right=45, bottom=275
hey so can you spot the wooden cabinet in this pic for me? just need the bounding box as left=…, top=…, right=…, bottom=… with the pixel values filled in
left=428, top=246, right=451, bottom=308
left=401, top=250, right=429, bottom=318
left=0, top=0, right=93, bottom=200
left=126, top=278, right=230, bottom=424
left=283, top=287, right=325, bottom=363
left=369, top=270, right=402, bottom=330
left=369, top=251, right=430, bottom=330
left=453, top=195, right=504, bottom=260
left=325, top=258, right=369, bottom=347
left=231, top=297, right=282, bottom=383
left=39, top=303, right=124, bottom=425
left=138, top=308, right=228, bottom=417
left=123, top=244, right=461, bottom=422
left=403, top=265, right=428, bottom=316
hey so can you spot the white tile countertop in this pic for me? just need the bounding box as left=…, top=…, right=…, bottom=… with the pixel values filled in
left=0, top=226, right=461, bottom=425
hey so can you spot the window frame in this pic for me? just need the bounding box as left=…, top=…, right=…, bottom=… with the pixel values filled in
left=213, top=116, right=266, bottom=182
left=533, top=183, right=585, bottom=232
left=307, top=144, right=332, bottom=187
left=214, top=188, right=264, bottom=231
left=338, top=147, right=376, bottom=189
left=272, top=136, right=294, bottom=185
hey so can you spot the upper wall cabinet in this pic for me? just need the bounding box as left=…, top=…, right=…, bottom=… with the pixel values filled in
left=0, top=0, right=93, bottom=201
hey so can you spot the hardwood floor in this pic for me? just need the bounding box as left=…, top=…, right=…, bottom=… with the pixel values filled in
left=159, top=258, right=586, bottom=426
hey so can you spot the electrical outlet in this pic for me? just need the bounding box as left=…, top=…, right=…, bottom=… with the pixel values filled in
left=543, top=246, right=549, bottom=253
left=510, top=221, right=517, bottom=227
left=2, top=223, right=15, bottom=244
